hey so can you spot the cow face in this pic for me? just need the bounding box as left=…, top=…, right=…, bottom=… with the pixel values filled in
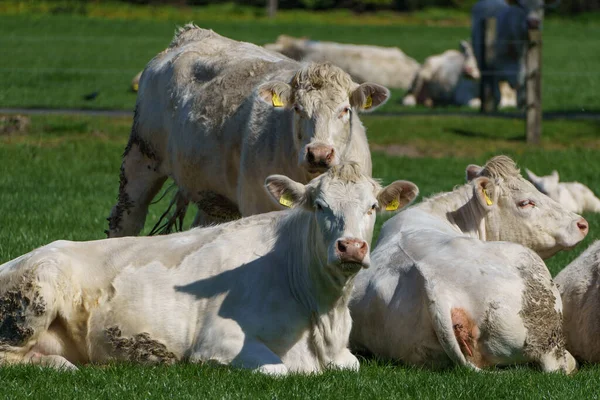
left=265, top=164, right=418, bottom=274
left=258, top=63, right=389, bottom=175
left=460, top=41, right=481, bottom=80
left=467, top=159, right=588, bottom=259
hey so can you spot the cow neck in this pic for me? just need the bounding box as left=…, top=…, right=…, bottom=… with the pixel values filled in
left=420, top=184, right=488, bottom=241
left=275, top=209, right=354, bottom=314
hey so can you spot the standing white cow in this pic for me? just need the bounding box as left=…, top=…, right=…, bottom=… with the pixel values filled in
left=555, top=241, right=600, bottom=363
left=107, top=26, right=390, bottom=237
left=0, top=164, right=419, bottom=374
left=264, top=35, right=421, bottom=90
left=350, top=156, right=588, bottom=373
left=471, top=0, right=554, bottom=108
left=526, top=169, right=600, bottom=214
left=401, top=41, right=481, bottom=108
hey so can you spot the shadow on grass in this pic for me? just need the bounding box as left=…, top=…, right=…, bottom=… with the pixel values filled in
left=446, top=128, right=524, bottom=142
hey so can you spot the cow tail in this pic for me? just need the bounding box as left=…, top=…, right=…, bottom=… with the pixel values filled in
left=148, top=185, right=189, bottom=235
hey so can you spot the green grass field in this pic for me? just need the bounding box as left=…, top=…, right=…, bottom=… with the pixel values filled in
left=1, top=113, right=599, bottom=398
left=2, top=2, right=600, bottom=398
left=1, top=1, right=599, bottom=112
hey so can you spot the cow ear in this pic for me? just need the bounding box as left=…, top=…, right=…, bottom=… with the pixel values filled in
left=265, top=175, right=306, bottom=209
left=466, top=164, right=483, bottom=182
left=377, top=181, right=419, bottom=212
left=525, top=168, right=541, bottom=184
left=350, top=83, right=390, bottom=112
left=550, top=170, right=560, bottom=183
left=473, top=177, right=497, bottom=209
left=257, top=81, right=292, bottom=108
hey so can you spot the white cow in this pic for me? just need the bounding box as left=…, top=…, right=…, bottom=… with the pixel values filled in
left=472, top=0, right=553, bottom=108
left=526, top=169, right=600, bottom=214
left=0, top=164, right=419, bottom=374
left=402, top=41, right=481, bottom=108
left=556, top=241, right=600, bottom=362
left=107, top=26, right=390, bottom=237
left=264, top=35, right=421, bottom=90
left=350, top=156, right=588, bottom=373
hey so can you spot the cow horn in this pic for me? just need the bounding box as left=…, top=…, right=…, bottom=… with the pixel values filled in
left=544, top=0, right=560, bottom=8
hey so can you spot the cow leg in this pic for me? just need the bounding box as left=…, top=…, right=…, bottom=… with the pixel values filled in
left=331, top=348, right=359, bottom=371
left=231, top=340, right=288, bottom=376
left=107, top=139, right=167, bottom=237
left=538, top=349, right=577, bottom=375
left=23, top=352, right=78, bottom=370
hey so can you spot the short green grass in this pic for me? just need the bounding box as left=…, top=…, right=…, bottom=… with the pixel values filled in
left=1, top=2, right=599, bottom=112
left=0, top=114, right=599, bottom=398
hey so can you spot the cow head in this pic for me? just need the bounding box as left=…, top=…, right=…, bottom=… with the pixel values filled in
left=460, top=40, right=481, bottom=80
left=525, top=168, right=560, bottom=198
left=265, top=163, right=418, bottom=274
left=258, top=63, right=390, bottom=175
left=466, top=156, right=588, bottom=259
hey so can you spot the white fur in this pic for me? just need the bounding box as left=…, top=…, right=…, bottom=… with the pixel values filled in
left=350, top=156, right=584, bottom=373
left=264, top=35, right=420, bottom=90
left=526, top=168, right=600, bottom=214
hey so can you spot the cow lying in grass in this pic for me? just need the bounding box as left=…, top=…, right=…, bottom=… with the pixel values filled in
left=108, top=25, right=390, bottom=237
left=350, top=156, right=588, bottom=373
left=264, top=35, right=420, bottom=90
left=526, top=168, right=600, bottom=214
left=555, top=241, right=600, bottom=363
left=0, top=164, right=418, bottom=374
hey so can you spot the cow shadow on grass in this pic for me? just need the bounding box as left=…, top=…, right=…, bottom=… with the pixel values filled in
left=447, top=128, right=524, bottom=142
left=173, top=233, right=319, bottom=369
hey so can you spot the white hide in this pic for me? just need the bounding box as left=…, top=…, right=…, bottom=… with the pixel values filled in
left=264, top=35, right=421, bottom=90
left=402, top=41, right=481, bottom=108
left=350, top=156, right=586, bottom=373
left=526, top=169, right=600, bottom=214
left=556, top=240, right=600, bottom=362
left=108, top=26, right=390, bottom=237
left=0, top=165, right=418, bottom=374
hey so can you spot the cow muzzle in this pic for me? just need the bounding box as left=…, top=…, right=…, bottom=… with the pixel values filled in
left=335, top=238, right=369, bottom=269
left=577, top=217, right=589, bottom=237
left=305, top=144, right=335, bottom=173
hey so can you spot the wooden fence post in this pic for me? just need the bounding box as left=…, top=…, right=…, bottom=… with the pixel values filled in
left=526, top=29, right=542, bottom=145
left=267, top=0, right=278, bottom=18
left=480, top=18, right=497, bottom=113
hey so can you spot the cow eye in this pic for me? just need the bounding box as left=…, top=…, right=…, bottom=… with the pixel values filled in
left=315, top=201, right=325, bottom=211
left=518, top=199, right=535, bottom=208
left=367, top=203, right=378, bottom=215
left=339, top=106, right=351, bottom=119
left=293, top=105, right=302, bottom=114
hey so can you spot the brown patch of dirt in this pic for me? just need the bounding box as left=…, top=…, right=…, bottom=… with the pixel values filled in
left=370, top=144, right=424, bottom=158
left=0, top=115, right=30, bottom=136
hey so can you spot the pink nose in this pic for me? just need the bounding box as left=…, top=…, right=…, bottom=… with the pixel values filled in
left=336, top=238, right=368, bottom=265
left=577, top=218, right=589, bottom=236
left=527, top=18, right=541, bottom=29
left=306, top=145, right=335, bottom=169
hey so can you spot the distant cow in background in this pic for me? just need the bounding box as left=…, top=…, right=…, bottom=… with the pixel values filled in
left=108, top=26, right=390, bottom=237
left=402, top=41, right=481, bottom=108
left=264, top=35, right=420, bottom=90
left=471, top=0, right=554, bottom=108
left=526, top=169, right=600, bottom=214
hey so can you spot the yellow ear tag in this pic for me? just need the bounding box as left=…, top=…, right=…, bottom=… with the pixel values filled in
left=364, top=95, right=373, bottom=109
left=272, top=92, right=284, bottom=107
left=385, top=198, right=400, bottom=211
left=132, top=83, right=139, bottom=92
left=483, top=189, right=493, bottom=206
left=279, top=192, right=294, bottom=208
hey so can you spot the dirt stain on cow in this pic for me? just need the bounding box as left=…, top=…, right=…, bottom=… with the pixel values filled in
left=0, top=272, right=46, bottom=346
left=105, top=326, right=178, bottom=364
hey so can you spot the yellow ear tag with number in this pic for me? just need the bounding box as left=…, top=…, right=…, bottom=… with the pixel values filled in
left=272, top=92, right=284, bottom=107
left=364, top=95, right=373, bottom=109
left=385, top=197, right=400, bottom=211
left=279, top=192, right=294, bottom=208
left=483, top=188, right=493, bottom=206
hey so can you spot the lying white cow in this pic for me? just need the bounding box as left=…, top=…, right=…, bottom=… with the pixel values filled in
left=526, top=169, right=600, bottom=214
left=472, top=0, right=553, bottom=108
left=107, top=26, right=390, bottom=237
left=350, top=156, right=588, bottom=373
left=402, top=41, right=481, bottom=108
left=264, top=35, right=421, bottom=90
left=556, top=241, right=600, bottom=362
left=0, top=164, right=418, bottom=373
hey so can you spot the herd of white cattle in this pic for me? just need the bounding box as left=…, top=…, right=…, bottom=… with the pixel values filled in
left=2, top=19, right=600, bottom=376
